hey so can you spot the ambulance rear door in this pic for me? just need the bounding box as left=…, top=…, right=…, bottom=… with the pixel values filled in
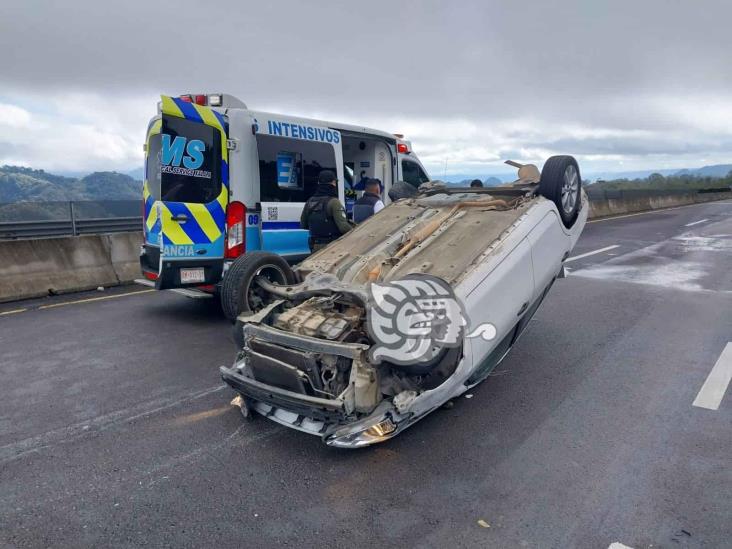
left=153, top=95, right=229, bottom=289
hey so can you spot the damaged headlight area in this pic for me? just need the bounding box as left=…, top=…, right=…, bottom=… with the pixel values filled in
left=325, top=416, right=398, bottom=448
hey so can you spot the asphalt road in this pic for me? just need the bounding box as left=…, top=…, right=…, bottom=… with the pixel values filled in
left=1, top=200, right=731, bottom=549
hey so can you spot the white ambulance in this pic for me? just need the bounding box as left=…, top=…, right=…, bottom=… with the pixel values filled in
left=139, top=93, right=430, bottom=319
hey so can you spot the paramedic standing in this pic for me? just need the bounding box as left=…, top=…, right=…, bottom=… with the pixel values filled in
left=352, top=178, right=385, bottom=223
left=301, top=170, right=353, bottom=252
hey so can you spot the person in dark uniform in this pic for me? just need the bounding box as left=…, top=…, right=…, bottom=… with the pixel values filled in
left=352, top=178, right=385, bottom=223
left=300, top=170, right=353, bottom=252
left=354, top=170, right=369, bottom=191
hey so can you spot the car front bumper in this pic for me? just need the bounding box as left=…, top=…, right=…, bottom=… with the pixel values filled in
left=220, top=365, right=409, bottom=448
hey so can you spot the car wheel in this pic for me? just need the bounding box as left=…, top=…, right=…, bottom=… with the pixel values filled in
left=539, top=155, right=582, bottom=228
left=220, top=251, right=295, bottom=322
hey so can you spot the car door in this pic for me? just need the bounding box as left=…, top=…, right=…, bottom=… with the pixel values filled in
left=527, top=209, right=571, bottom=301
left=464, top=238, right=535, bottom=384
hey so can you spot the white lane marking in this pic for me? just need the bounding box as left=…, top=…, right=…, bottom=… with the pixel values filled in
left=37, top=289, right=154, bottom=310
left=685, top=218, right=709, bottom=227
left=566, top=245, right=620, bottom=263
left=693, top=343, right=732, bottom=410
left=608, top=543, right=634, bottom=549
left=587, top=200, right=732, bottom=224
left=0, top=308, right=27, bottom=316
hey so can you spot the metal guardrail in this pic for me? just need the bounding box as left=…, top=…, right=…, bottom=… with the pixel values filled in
left=0, top=200, right=141, bottom=240
left=0, top=217, right=141, bottom=240
left=0, top=188, right=729, bottom=240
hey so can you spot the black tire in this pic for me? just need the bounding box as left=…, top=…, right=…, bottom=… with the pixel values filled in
left=220, top=252, right=295, bottom=322
left=539, top=155, right=582, bottom=228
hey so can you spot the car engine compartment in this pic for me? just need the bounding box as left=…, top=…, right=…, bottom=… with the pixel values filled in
left=229, top=276, right=464, bottom=420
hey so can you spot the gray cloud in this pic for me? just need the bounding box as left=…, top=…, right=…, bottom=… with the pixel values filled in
left=534, top=134, right=732, bottom=156
left=1, top=0, right=731, bottom=174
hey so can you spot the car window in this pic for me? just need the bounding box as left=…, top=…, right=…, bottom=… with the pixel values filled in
left=401, top=159, right=430, bottom=188
left=257, top=134, right=337, bottom=202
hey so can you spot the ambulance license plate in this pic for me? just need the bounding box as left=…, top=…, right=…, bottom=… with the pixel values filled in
left=180, top=267, right=205, bottom=284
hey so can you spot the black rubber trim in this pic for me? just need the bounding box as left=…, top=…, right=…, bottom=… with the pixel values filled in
left=220, top=366, right=346, bottom=422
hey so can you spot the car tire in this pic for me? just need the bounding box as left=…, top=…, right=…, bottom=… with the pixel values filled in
left=539, top=155, right=582, bottom=228
left=220, top=252, right=295, bottom=322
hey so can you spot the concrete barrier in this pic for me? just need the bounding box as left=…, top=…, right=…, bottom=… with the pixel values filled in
left=0, top=191, right=729, bottom=303
left=587, top=191, right=730, bottom=219
left=0, top=232, right=142, bottom=303
left=107, top=232, right=142, bottom=283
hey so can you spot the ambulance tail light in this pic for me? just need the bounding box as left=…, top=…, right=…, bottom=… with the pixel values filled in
left=397, top=143, right=409, bottom=154
left=194, top=94, right=207, bottom=106
left=179, top=95, right=193, bottom=103
left=225, top=201, right=246, bottom=259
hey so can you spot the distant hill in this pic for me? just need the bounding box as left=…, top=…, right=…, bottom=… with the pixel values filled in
left=674, top=164, right=732, bottom=178
left=587, top=170, right=732, bottom=193
left=584, top=163, right=732, bottom=182
left=0, top=166, right=142, bottom=203
left=440, top=172, right=515, bottom=184
left=126, top=167, right=145, bottom=181
left=449, top=175, right=506, bottom=187
left=440, top=163, right=732, bottom=184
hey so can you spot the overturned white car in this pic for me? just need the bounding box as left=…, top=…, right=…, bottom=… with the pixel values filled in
left=221, top=156, right=587, bottom=447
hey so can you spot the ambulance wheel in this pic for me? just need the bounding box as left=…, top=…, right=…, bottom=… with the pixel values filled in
left=539, top=155, right=582, bottom=228
left=221, top=252, right=295, bottom=322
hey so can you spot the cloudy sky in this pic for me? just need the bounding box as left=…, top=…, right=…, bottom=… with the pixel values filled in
left=1, top=0, right=731, bottom=179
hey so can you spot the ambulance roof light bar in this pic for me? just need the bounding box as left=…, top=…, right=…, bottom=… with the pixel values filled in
left=176, top=93, right=246, bottom=109
left=179, top=94, right=207, bottom=106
